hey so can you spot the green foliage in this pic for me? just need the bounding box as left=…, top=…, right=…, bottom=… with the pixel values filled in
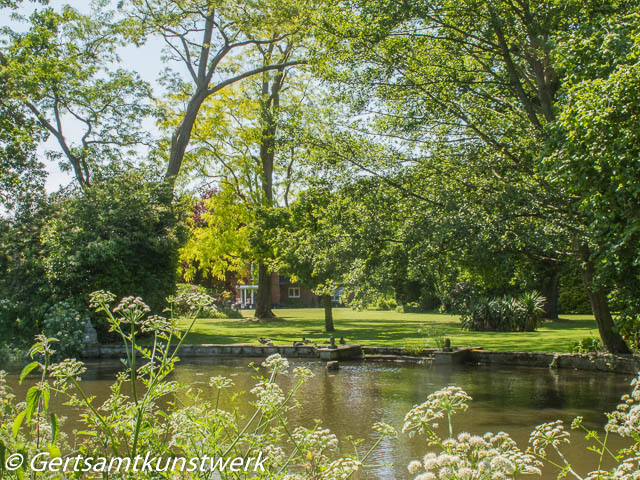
left=559, top=270, right=592, bottom=314
left=282, top=297, right=305, bottom=308
left=372, top=295, right=397, bottom=311
left=612, top=307, right=640, bottom=353
left=0, top=100, right=47, bottom=211
left=1, top=3, right=152, bottom=186
left=458, top=292, right=546, bottom=333
left=401, top=302, right=423, bottom=314
left=309, top=0, right=638, bottom=352
left=402, top=343, right=425, bottom=356
left=571, top=336, right=604, bottom=354
left=41, top=169, right=184, bottom=327
left=0, top=197, right=54, bottom=342
left=42, top=302, right=87, bottom=360
left=180, top=187, right=253, bottom=282
left=550, top=7, right=640, bottom=334
left=216, top=306, right=244, bottom=319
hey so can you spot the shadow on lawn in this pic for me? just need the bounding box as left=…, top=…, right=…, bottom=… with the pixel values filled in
left=542, top=317, right=597, bottom=330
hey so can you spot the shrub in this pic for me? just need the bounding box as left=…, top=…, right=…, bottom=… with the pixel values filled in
left=403, top=343, right=425, bottom=356
left=517, top=291, right=547, bottom=332
left=559, top=270, right=591, bottom=314
left=458, top=291, right=546, bottom=332
left=402, top=301, right=423, bottom=313
left=283, top=297, right=304, bottom=308
left=41, top=168, right=185, bottom=333
left=42, top=301, right=88, bottom=359
left=215, top=305, right=244, bottom=319
left=372, top=294, right=398, bottom=311
left=612, top=304, right=640, bottom=352
left=571, top=336, right=604, bottom=353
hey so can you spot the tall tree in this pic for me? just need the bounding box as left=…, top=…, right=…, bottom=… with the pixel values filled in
left=175, top=32, right=316, bottom=318
left=551, top=6, right=640, bottom=349
left=315, top=0, right=632, bottom=352
left=1, top=4, right=152, bottom=188
left=123, top=0, right=307, bottom=189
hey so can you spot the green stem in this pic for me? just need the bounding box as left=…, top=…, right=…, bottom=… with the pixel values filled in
left=67, top=376, right=121, bottom=456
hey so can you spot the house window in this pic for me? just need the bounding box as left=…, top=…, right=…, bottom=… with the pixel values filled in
left=288, top=287, right=300, bottom=298
left=332, top=289, right=344, bottom=303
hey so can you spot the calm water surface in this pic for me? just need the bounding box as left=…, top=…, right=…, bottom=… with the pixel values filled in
left=6, top=359, right=635, bottom=479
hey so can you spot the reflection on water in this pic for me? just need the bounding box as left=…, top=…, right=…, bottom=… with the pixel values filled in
left=5, top=359, right=635, bottom=479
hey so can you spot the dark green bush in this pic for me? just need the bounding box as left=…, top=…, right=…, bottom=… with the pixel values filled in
left=458, top=291, right=546, bottom=332
left=559, top=271, right=591, bottom=314
left=41, top=169, right=185, bottom=333
left=43, top=301, right=88, bottom=359
left=0, top=197, right=54, bottom=342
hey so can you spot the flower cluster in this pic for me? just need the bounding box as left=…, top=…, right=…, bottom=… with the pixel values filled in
left=209, top=375, right=234, bottom=389
left=584, top=457, right=640, bottom=480
left=88, top=290, right=116, bottom=310
left=293, top=365, right=314, bottom=382
left=169, top=291, right=217, bottom=314
left=403, top=386, right=471, bottom=437
left=529, top=420, right=571, bottom=456
left=292, top=425, right=340, bottom=455
left=140, top=314, right=172, bottom=334
left=262, top=353, right=290, bottom=374
left=607, top=375, right=640, bottom=438
left=48, top=359, right=87, bottom=391
left=324, top=457, right=362, bottom=479
left=250, top=381, right=285, bottom=413
left=373, top=421, right=398, bottom=438
left=113, top=296, right=151, bottom=321
left=408, top=431, right=542, bottom=480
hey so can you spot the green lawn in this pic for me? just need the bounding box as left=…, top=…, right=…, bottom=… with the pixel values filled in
left=179, top=308, right=600, bottom=353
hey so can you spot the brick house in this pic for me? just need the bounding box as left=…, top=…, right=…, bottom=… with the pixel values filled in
left=234, top=272, right=322, bottom=308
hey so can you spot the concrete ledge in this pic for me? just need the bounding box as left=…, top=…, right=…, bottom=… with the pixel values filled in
left=318, top=345, right=362, bottom=360
left=433, top=348, right=474, bottom=365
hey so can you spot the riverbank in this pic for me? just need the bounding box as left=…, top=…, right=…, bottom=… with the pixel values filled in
left=179, top=307, right=599, bottom=353
left=83, top=343, right=640, bottom=375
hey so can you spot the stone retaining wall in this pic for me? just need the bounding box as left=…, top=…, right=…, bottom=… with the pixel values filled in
left=468, top=350, right=640, bottom=374
left=363, top=347, right=640, bottom=374
left=84, top=344, right=318, bottom=359
left=84, top=344, right=640, bottom=374
left=84, top=344, right=361, bottom=360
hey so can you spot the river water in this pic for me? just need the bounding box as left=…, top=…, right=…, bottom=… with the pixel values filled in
left=5, top=358, right=636, bottom=479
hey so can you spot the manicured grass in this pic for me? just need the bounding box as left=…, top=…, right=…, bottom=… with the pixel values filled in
left=179, top=308, right=600, bottom=353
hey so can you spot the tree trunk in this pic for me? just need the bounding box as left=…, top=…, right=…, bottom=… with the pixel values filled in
left=579, top=244, right=630, bottom=354
left=541, top=270, right=559, bottom=320
left=165, top=90, right=207, bottom=184
left=323, top=294, right=335, bottom=332
left=255, top=263, right=274, bottom=319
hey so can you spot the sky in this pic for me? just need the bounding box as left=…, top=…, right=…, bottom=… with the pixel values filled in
left=1, top=0, right=170, bottom=192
